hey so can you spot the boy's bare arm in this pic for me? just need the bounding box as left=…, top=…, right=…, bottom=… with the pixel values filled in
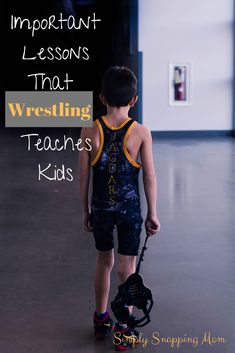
left=140, top=126, right=160, bottom=235
left=79, top=128, right=93, bottom=231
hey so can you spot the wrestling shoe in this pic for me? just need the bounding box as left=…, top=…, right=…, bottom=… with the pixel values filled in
left=93, top=311, right=114, bottom=339
left=113, top=322, right=139, bottom=351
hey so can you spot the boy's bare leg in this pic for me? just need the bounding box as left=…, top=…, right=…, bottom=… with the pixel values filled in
left=95, top=249, right=114, bottom=314
left=117, top=255, right=136, bottom=313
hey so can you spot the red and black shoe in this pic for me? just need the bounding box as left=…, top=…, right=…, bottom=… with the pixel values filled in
left=113, top=323, right=139, bottom=351
left=93, top=312, right=114, bottom=339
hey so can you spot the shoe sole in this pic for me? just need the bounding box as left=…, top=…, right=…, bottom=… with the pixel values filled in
left=114, top=337, right=139, bottom=351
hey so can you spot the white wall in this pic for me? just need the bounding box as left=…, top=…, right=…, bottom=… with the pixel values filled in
left=138, top=0, right=234, bottom=131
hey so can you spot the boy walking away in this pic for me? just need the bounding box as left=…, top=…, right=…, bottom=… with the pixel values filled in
left=79, top=66, right=160, bottom=351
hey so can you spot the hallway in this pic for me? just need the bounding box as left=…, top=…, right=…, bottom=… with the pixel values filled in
left=0, top=130, right=234, bottom=353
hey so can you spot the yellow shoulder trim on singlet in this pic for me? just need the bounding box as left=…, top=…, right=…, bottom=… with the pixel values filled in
left=101, top=116, right=131, bottom=130
left=123, top=121, right=141, bottom=169
left=91, top=120, right=104, bottom=166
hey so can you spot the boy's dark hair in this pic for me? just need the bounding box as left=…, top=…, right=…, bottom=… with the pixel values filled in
left=102, top=66, right=137, bottom=107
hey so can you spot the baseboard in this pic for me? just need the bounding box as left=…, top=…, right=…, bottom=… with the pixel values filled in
left=151, top=130, right=234, bottom=138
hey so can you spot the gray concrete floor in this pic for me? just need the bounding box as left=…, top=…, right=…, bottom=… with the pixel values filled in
left=0, top=130, right=234, bottom=353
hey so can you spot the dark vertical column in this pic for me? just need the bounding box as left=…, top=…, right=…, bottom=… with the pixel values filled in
left=137, top=51, right=143, bottom=124
left=98, top=0, right=140, bottom=120
left=129, top=0, right=138, bottom=56
left=233, top=0, right=235, bottom=137
left=128, top=0, right=141, bottom=121
left=130, top=0, right=143, bottom=123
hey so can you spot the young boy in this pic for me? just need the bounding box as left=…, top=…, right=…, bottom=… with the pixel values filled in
left=79, top=66, right=160, bottom=351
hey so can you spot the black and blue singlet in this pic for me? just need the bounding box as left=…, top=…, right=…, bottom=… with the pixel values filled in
left=91, top=116, right=143, bottom=256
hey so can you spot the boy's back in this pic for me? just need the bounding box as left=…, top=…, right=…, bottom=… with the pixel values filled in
left=81, top=115, right=144, bottom=255
left=81, top=115, right=157, bottom=233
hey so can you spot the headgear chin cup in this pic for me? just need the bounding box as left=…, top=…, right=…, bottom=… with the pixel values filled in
left=111, top=236, right=154, bottom=328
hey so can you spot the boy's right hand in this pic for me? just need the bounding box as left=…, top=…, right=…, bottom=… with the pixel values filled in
left=145, top=215, right=160, bottom=236
left=82, top=211, right=93, bottom=232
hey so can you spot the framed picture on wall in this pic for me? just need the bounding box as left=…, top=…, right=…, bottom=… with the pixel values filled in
left=169, top=62, right=192, bottom=106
